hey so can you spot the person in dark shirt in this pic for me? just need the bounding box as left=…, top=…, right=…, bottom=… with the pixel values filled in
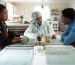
left=0, top=4, right=21, bottom=50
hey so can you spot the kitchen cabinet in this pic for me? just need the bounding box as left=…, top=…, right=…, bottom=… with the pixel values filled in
left=6, top=22, right=30, bottom=35
left=49, top=21, right=59, bottom=31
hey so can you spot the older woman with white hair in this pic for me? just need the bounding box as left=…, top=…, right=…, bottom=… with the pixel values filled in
left=24, top=11, right=56, bottom=39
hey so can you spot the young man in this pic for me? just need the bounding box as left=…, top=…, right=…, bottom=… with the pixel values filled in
left=61, top=8, right=75, bottom=47
left=0, top=4, right=21, bottom=50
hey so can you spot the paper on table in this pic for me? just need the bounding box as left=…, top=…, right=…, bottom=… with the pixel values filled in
left=7, top=44, right=34, bottom=47
left=5, top=46, right=33, bottom=50
left=45, top=47, right=75, bottom=65
left=0, top=48, right=33, bottom=65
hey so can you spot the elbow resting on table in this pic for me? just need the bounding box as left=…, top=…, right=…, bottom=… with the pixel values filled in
left=64, top=39, right=71, bottom=45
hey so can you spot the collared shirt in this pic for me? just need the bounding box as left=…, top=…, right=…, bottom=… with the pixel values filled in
left=35, top=23, right=46, bottom=36
left=61, top=20, right=75, bottom=45
left=24, top=21, right=55, bottom=37
left=0, top=21, right=17, bottom=50
left=0, top=21, right=8, bottom=38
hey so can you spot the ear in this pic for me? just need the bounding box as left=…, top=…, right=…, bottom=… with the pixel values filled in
left=66, top=18, right=70, bottom=21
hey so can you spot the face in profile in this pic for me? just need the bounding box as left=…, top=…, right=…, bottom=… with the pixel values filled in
left=62, top=14, right=69, bottom=25
left=0, top=8, right=8, bottom=21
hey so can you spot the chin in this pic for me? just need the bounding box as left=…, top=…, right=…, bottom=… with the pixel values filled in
left=4, top=19, right=7, bottom=21
left=3, top=20, right=7, bottom=21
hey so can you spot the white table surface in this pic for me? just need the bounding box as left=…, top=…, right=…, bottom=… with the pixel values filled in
left=32, top=45, right=74, bottom=65
left=0, top=47, right=33, bottom=65
left=27, top=35, right=64, bottom=45
left=3, top=35, right=75, bottom=65
left=8, top=35, right=63, bottom=47
left=1, top=45, right=74, bottom=65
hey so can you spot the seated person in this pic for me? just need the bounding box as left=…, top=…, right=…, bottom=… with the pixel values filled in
left=0, top=4, right=28, bottom=50
left=61, top=8, right=75, bottom=47
left=24, top=11, right=56, bottom=39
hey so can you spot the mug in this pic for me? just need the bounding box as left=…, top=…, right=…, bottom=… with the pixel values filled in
left=20, top=36, right=29, bottom=44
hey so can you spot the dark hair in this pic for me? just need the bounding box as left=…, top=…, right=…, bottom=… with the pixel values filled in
left=0, top=4, right=6, bottom=13
left=62, top=8, right=75, bottom=20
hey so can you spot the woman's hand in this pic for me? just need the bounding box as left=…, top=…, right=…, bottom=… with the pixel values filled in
left=12, top=37, right=21, bottom=43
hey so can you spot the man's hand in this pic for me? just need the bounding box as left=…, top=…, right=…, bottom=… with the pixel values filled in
left=51, top=35, right=56, bottom=39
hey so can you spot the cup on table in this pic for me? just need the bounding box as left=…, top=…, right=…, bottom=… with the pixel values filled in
left=45, top=35, right=50, bottom=44
left=34, top=46, right=43, bottom=55
left=20, top=36, right=29, bottom=44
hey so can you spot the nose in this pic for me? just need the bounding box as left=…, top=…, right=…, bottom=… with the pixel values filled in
left=6, top=14, right=8, bottom=18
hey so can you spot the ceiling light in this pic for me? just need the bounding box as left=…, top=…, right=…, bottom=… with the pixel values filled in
left=41, top=0, right=44, bottom=9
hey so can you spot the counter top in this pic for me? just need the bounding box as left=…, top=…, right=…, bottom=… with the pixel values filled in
left=6, top=22, right=30, bottom=26
left=5, top=22, right=30, bottom=32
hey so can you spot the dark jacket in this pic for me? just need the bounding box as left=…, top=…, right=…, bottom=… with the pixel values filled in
left=0, top=21, right=18, bottom=50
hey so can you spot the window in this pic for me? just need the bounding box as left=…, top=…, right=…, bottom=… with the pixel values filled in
left=33, top=5, right=50, bottom=21
left=6, top=3, right=16, bottom=21
left=7, top=3, right=14, bottom=21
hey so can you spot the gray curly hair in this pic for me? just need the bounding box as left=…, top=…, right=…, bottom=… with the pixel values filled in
left=31, top=11, right=42, bottom=22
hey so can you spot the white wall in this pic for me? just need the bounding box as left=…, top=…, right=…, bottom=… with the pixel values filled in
left=15, top=3, right=33, bottom=21
left=49, top=3, right=70, bottom=11
left=0, top=0, right=6, bottom=5
left=49, top=3, right=70, bottom=21
left=9, top=2, right=70, bottom=21
left=69, top=1, right=75, bottom=9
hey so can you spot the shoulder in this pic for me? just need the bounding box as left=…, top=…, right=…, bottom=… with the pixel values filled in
left=28, top=22, right=36, bottom=27
left=42, top=21, right=49, bottom=25
left=71, top=23, right=75, bottom=32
